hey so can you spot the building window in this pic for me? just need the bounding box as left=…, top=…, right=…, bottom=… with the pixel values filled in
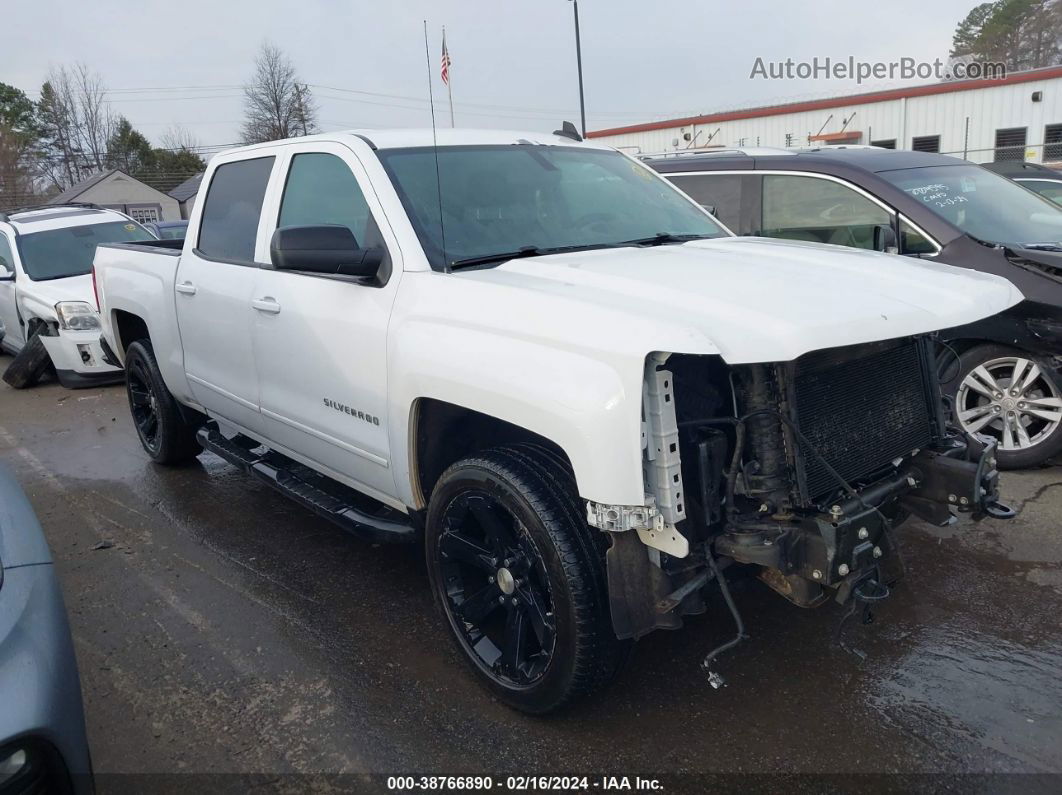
left=871, top=139, right=896, bottom=149
left=128, top=207, right=160, bottom=224
left=911, top=135, right=940, bottom=153
left=1045, top=124, right=1062, bottom=162
left=994, top=127, right=1027, bottom=162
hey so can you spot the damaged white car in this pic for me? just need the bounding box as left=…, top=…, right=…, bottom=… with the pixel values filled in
left=94, top=127, right=1019, bottom=713
left=0, top=204, right=154, bottom=389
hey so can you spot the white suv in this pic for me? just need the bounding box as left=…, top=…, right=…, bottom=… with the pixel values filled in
left=0, top=203, right=155, bottom=388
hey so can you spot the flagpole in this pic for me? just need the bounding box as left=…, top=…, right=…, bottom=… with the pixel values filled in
left=444, top=26, right=455, bottom=127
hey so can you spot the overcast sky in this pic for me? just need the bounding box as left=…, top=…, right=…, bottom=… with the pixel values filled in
left=3, top=0, right=977, bottom=149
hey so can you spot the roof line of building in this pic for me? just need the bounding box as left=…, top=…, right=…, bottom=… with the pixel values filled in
left=586, top=65, right=1062, bottom=139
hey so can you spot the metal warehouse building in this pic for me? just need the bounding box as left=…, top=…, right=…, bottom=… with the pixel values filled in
left=587, top=65, right=1062, bottom=164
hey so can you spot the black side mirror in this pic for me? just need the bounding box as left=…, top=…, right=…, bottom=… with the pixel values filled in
left=270, top=225, right=383, bottom=279
left=700, top=204, right=717, bottom=217
left=873, top=224, right=899, bottom=254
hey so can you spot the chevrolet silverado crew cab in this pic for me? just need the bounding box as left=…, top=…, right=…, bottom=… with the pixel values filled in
left=94, top=128, right=1019, bottom=713
left=0, top=203, right=154, bottom=389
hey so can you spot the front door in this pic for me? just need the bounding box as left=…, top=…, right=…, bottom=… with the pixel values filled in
left=0, top=232, right=22, bottom=351
left=252, top=144, right=401, bottom=502
left=174, top=155, right=276, bottom=435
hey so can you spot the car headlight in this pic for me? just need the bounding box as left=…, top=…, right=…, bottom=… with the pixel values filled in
left=55, top=301, right=101, bottom=332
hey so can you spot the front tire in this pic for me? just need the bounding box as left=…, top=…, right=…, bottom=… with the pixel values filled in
left=125, top=340, right=202, bottom=465
left=425, top=446, right=624, bottom=713
left=2, top=325, right=54, bottom=389
left=946, top=343, right=1062, bottom=469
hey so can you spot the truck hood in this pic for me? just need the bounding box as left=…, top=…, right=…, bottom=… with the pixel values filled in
left=455, top=236, right=1023, bottom=363
left=18, top=274, right=96, bottom=320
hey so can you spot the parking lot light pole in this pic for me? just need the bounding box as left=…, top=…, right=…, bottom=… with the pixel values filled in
left=568, top=0, right=587, bottom=137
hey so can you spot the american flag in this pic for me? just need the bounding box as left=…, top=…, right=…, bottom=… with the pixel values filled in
left=441, top=31, right=452, bottom=86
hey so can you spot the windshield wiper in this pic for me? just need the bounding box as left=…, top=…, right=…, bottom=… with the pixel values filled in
left=617, top=232, right=716, bottom=247
left=449, top=242, right=619, bottom=270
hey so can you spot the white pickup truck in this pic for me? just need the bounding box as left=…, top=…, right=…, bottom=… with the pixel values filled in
left=94, top=127, right=1019, bottom=713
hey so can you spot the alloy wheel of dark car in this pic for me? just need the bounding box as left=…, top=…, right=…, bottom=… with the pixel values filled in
left=953, top=346, right=1062, bottom=467
left=436, top=491, right=558, bottom=688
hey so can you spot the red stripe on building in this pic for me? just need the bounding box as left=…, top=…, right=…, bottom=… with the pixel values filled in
left=586, top=66, right=1062, bottom=139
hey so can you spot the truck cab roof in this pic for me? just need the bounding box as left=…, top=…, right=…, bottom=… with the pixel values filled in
left=218, top=128, right=613, bottom=157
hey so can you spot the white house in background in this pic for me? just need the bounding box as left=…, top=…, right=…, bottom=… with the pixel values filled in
left=48, top=169, right=181, bottom=223
left=588, top=65, right=1062, bottom=165
left=168, top=173, right=204, bottom=220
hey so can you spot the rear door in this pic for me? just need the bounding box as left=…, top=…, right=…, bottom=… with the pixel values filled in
left=251, top=142, right=402, bottom=502
left=174, top=155, right=276, bottom=435
left=0, top=232, right=21, bottom=350
left=665, top=172, right=761, bottom=235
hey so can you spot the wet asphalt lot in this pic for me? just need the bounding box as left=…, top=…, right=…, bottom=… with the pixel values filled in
left=1, top=361, right=1061, bottom=792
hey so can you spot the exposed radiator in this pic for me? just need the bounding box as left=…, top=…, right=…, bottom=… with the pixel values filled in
left=792, top=340, right=935, bottom=502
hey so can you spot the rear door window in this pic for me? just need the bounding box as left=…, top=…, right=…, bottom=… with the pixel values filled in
left=667, top=174, right=749, bottom=231
left=197, top=157, right=275, bottom=263
left=760, top=174, right=892, bottom=249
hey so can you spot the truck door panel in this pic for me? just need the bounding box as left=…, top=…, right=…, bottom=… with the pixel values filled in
left=175, top=156, right=275, bottom=434
left=252, top=147, right=399, bottom=498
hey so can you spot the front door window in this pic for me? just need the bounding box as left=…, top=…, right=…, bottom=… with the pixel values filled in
left=760, top=175, right=893, bottom=249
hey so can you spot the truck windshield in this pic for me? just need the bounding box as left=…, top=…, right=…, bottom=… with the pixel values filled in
left=19, top=220, right=155, bottom=281
left=377, top=144, right=727, bottom=269
left=880, top=164, right=1062, bottom=247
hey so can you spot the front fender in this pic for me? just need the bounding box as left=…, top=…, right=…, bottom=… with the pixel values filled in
left=388, top=320, right=646, bottom=508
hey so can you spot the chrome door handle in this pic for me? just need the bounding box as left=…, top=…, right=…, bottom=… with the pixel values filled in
left=175, top=282, right=197, bottom=295
left=251, top=297, right=281, bottom=314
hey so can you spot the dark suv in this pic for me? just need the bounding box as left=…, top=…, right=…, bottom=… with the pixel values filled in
left=648, top=147, right=1062, bottom=468
left=981, top=160, right=1062, bottom=206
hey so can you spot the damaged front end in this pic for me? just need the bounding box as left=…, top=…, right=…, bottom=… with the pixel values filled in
left=588, top=336, right=1013, bottom=672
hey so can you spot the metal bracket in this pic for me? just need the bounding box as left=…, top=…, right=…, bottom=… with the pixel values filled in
left=586, top=498, right=690, bottom=558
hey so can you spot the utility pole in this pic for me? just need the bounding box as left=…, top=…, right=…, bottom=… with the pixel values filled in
left=568, top=0, right=587, bottom=137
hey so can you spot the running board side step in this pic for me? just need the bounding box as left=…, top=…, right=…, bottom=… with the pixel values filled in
left=196, top=426, right=416, bottom=544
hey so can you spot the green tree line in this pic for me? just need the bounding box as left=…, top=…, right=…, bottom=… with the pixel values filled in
left=951, top=0, right=1062, bottom=70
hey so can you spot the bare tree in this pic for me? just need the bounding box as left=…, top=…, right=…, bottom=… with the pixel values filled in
left=241, top=42, right=318, bottom=144
left=36, top=63, right=115, bottom=189
left=160, top=123, right=201, bottom=153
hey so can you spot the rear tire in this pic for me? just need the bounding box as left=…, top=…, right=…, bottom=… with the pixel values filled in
left=425, top=446, right=626, bottom=714
left=2, top=326, right=53, bottom=389
left=945, top=343, right=1062, bottom=469
left=125, top=340, right=202, bottom=464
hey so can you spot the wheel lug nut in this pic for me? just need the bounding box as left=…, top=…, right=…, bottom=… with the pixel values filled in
left=838, top=563, right=850, bottom=576
left=498, top=595, right=506, bottom=603
left=511, top=598, right=518, bottom=606
left=488, top=576, right=495, bottom=583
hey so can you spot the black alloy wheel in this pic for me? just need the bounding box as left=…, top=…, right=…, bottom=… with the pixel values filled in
left=426, top=446, right=626, bottom=713
left=127, top=353, right=162, bottom=455
left=437, top=490, right=558, bottom=688
left=124, top=340, right=202, bottom=465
